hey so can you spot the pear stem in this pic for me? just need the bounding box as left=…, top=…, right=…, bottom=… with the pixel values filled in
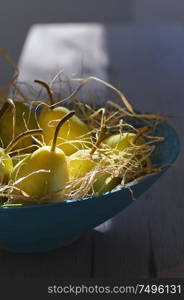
left=5, top=129, right=43, bottom=154
left=134, top=125, right=153, bottom=144
left=34, top=80, right=54, bottom=106
left=51, top=111, right=75, bottom=152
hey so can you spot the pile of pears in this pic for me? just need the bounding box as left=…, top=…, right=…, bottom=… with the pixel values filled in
left=0, top=81, right=148, bottom=205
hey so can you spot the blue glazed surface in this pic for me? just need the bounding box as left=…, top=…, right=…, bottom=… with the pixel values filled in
left=0, top=120, right=180, bottom=253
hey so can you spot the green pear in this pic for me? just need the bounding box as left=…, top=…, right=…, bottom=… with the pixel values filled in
left=0, top=100, right=38, bottom=152
left=93, top=132, right=146, bottom=194
left=102, top=132, right=145, bottom=152
left=93, top=174, right=121, bottom=195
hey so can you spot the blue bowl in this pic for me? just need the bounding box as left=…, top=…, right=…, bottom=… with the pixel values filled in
left=0, top=119, right=180, bottom=253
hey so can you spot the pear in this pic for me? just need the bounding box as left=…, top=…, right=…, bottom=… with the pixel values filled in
left=67, top=128, right=123, bottom=195
left=67, top=149, right=96, bottom=180
left=36, top=80, right=91, bottom=155
left=93, top=132, right=145, bottom=194
left=67, top=131, right=145, bottom=196
left=39, top=106, right=90, bottom=155
left=67, top=149, right=121, bottom=195
left=0, top=129, right=43, bottom=185
left=96, top=131, right=147, bottom=189
left=102, top=132, right=146, bottom=166
left=0, top=100, right=38, bottom=151
left=93, top=174, right=121, bottom=195
left=11, top=112, right=75, bottom=202
left=12, top=146, right=68, bottom=200
left=102, top=132, right=145, bottom=152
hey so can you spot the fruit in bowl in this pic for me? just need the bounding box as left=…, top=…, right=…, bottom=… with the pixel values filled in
left=0, top=118, right=179, bottom=253
left=0, top=100, right=38, bottom=152
left=12, top=112, right=75, bottom=201
left=36, top=80, right=91, bottom=155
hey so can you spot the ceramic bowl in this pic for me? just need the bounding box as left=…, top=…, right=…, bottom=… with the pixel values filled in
left=0, top=119, right=180, bottom=253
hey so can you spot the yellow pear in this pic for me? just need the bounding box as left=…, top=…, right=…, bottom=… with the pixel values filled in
left=102, top=132, right=145, bottom=152
left=96, top=131, right=147, bottom=190
left=12, top=146, right=68, bottom=200
left=67, top=149, right=96, bottom=180
left=93, top=132, right=145, bottom=194
left=0, top=100, right=38, bottom=151
left=0, top=128, right=43, bottom=185
left=36, top=80, right=91, bottom=155
left=68, top=149, right=121, bottom=195
left=11, top=112, right=75, bottom=201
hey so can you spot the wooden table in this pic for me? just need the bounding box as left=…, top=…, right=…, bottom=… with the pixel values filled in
left=0, top=25, right=183, bottom=281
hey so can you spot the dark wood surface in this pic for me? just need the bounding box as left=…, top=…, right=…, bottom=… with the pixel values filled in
left=0, top=25, right=183, bottom=280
